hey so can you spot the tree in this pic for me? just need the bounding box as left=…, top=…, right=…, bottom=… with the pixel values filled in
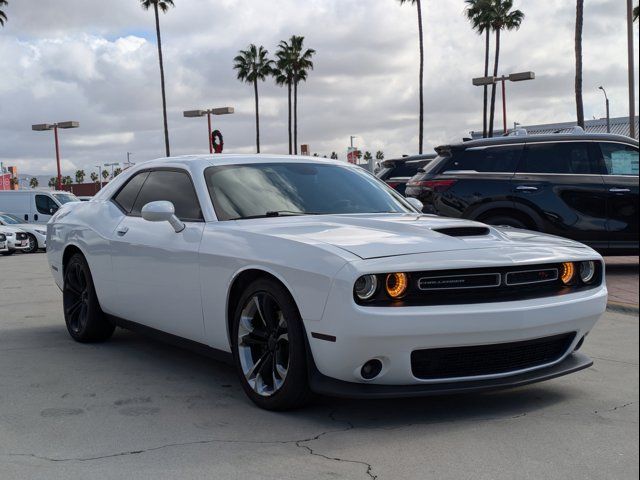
left=140, top=0, right=174, bottom=157
left=375, top=150, right=385, bottom=161
left=273, top=40, right=295, bottom=154
left=330, top=152, right=338, bottom=160
left=75, top=169, right=85, bottom=184
left=48, top=177, right=57, bottom=188
left=634, top=4, right=639, bottom=21
left=363, top=151, right=373, bottom=161
left=90, top=172, right=99, bottom=183
left=465, top=0, right=493, bottom=138
left=29, top=177, right=39, bottom=189
left=113, top=167, right=123, bottom=177
left=62, top=176, right=73, bottom=186
left=234, top=44, right=274, bottom=153
left=101, top=169, right=109, bottom=181
left=398, top=0, right=425, bottom=153
left=487, top=0, right=524, bottom=137
left=289, top=36, right=315, bottom=155
left=0, top=0, right=8, bottom=27
left=575, top=0, right=584, bottom=128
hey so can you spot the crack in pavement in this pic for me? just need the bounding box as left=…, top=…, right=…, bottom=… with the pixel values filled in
left=2, top=409, right=378, bottom=479
left=594, top=401, right=637, bottom=414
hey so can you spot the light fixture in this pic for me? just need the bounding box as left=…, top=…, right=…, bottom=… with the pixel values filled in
left=560, top=262, right=575, bottom=285
left=385, top=273, right=408, bottom=299
left=354, top=275, right=378, bottom=301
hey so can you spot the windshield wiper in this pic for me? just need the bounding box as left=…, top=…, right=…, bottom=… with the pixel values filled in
left=229, top=210, right=325, bottom=220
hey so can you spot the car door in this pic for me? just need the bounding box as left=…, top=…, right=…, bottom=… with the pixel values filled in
left=513, top=141, right=608, bottom=249
left=33, top=193, right=59, bottom=223
left=595, top=141, right=639, bottom=251
left=109, top=169, right=206, bottom=342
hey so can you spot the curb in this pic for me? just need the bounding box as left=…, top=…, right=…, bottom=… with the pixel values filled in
left=607, top=301, right=639, bottom=315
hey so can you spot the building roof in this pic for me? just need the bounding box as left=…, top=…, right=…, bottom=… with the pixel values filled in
left=471, top=116, right=639, bottom=139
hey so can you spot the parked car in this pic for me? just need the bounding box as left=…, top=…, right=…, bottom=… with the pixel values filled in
left=0, top=225, right=30, bottom=255
left=48, top=154, right=605, bottom=410
left=376, top=154, right=435, bottom=195
left=0, top=190, right=80, bottom=224
left=0, top=232, right=7, bottom=254
left=0, top=212, right=47, bottom=253
left=405, top=132, right=639, bottom=256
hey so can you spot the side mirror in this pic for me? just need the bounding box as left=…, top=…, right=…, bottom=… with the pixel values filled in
left=405, top=197, right=424, bottom=212
left=141, top=201, right=185, bottom=233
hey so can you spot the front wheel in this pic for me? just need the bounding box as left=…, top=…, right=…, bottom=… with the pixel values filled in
left=24, top=234, right=38, bottom=254
left=63, top=253, right=114, bottom=343
left=231, top=278, right=311, bottom=410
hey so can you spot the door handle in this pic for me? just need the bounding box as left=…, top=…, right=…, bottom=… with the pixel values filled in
left=34, top=214, right=38, bottom=222
left=515, top=185, right=538, bottom=191
left=609, top=187, right=630, bottom=193
left=116, top=226, right=129, bottom=236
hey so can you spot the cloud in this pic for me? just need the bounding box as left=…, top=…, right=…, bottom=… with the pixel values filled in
left=0, top=0, right=638, bottom=177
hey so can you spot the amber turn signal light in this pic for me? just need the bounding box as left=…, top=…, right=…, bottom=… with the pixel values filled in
left=385, top=273, right=408, bottom=298
left=560, top=262, right=575, bottom=285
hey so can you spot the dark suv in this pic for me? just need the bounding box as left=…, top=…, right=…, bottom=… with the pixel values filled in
left=376, top=154, right=435, bottom=196
left=405, top=133, right=639, bottom=255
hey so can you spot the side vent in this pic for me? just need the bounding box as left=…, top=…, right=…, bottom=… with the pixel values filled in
left=433, top=226, right=490, bottom=237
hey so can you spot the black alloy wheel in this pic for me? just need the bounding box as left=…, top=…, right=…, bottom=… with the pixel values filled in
left=24, top=234, right=38, bottom=254
left=232, top=278, right=311, bottom=410
left=63, top=253, right=114, bottom=342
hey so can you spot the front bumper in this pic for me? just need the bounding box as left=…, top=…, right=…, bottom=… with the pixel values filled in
left=7, top=237, right=29, bottom=251
left=309, top=351, right=593, bottom=398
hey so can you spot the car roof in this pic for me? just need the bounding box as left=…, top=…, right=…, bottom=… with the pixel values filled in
left=137, top=153, right=346, bottom=170
left=438, top=132, right=639, bottom=151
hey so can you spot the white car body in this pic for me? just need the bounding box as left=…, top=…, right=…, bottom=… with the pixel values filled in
left=0, top=225, right=30, bottom=253
left=0, top=232, right=7, bottom=253
left=0, top=213, right=47, bottom=250
left=47, top=155, right=607, bottom=398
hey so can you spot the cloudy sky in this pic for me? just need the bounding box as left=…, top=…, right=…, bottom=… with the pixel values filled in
left=0, top=0, right=638, bottom=177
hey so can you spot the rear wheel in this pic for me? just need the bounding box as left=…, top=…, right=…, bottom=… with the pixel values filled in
left=231, top=278, right=311, bottom=410
left=481, top=212, right=532, bottom=230
left=63, top=253, right=114, bottom=343
left=24, top=234, right=38, bottom=254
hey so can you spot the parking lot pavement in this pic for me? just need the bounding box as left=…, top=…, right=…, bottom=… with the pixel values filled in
left=604, top=256, right=639, bottom=312
left=1, top=254, right=638, bottom=480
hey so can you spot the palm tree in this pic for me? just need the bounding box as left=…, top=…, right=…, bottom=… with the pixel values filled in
left=101, top=169, right=109, bottom=182
left=140, top=0, right=174, bottom=157
left=288, top=36, right=315, bottom=155
left=465, top=0, right=493, bottom=138
left=398, top=0, right=425, bottom=153
left=62, top=176, right=73, bottom=187
left=330, top=152, right=338, bottom=160
left=375, top=150, right=385, bottom=161
left=234, top=44, right=274, bottom=153
left=487, top=0, right=524, bottom=137
left=273, top=40, right=294, bottom=154
left=0, top=0, right=8, bottom=27
left=113, top=167, right=123, bottom=177
left=48, top=177, right=57, bottom=189
left=90, top=172, right=99, bottom=183
left=634, top=4, right=639, bottom=21
left=575, top=0, right=584, bottom=128
left=75, top=169, right=85, bottom=184
left=29, top=177, right=39, bottom=189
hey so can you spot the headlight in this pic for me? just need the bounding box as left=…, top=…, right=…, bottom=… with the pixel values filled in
left=579, top=261, right=596, bottom=284
left=385, top=273, right=408, bottom=299
left=560, top=262, right=575, bottom=285
left=354, top=275, right=378, bottom=301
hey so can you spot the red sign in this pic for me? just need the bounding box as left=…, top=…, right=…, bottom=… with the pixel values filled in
left=0, top=173, right=11, bottom=191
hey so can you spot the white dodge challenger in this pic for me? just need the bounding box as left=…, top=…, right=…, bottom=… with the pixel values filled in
left=47, top=154, right=607, bottom=410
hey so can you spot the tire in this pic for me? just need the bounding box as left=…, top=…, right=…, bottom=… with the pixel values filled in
left=482, top=213, right=529, bottom=229
left=63, top=253, right=115, bottom=343
left=24, top=234, right=38, bottom=254
left=231, top=278, right=312, bottom=410
left=2, top=249, right=15, bottom=256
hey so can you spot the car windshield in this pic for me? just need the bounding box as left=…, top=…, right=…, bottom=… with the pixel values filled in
left=0, top=213, right=22, bottom=225
left=53, top=193, right=80, bottom=204
left=204, top=163, right=413, bottom=220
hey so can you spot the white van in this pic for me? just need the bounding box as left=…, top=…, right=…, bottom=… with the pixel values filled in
left=0, top=190, right=80, bottom=224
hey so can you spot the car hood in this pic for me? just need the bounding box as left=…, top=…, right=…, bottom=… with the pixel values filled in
left=0, top=225, right=25, bottom=234
left=228, top=214, right=589, bottom=260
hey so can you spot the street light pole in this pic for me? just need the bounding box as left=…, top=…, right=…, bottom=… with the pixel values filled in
left=598, top=86, right=610, bottom=133
left=500, top=78, right=507, bottom=134
left=184, top=107, right=234, bottom=153
left=32, top=121, right=79, bottom=190
left=626, top=0, right=636, bottom=139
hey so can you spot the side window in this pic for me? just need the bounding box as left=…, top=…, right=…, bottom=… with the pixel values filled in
left=518, top=142, right=598, bottom=174
left=599, top=143, right=639, bottom=176
left=131, top=170, right=203, bottom=222
left=445, top=145, right=522, bottom=173
left=35, top=194, right=58, bottom=215
left=113, top=172, right=149, bottom=213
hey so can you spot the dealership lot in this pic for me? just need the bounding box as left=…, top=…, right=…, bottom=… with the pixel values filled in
left=0, top=254, right=638, bottom=480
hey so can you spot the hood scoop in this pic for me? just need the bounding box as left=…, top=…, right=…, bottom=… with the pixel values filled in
left=432, top=226, right=490, bottom=237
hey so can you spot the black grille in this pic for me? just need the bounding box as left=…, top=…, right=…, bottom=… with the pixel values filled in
left=433, top=226, right=490, bottom=237
left=411, top=333, right=576, bottom=380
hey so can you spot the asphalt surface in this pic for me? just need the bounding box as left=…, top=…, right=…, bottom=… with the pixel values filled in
left=1, top=254, right=638, bottom=480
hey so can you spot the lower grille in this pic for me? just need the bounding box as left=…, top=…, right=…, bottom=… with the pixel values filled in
left=411, top=333, right=576, bottom=380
